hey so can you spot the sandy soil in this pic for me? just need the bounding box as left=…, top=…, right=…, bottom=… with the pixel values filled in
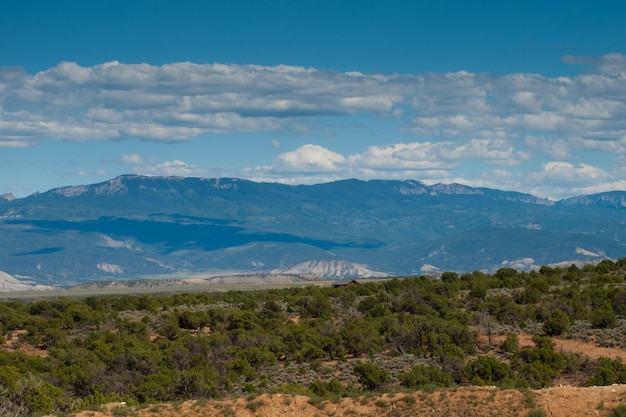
left=59, top=385, right=626, bottom=417
left=489, top=332, right=626, bottom=361
left=1, top=329, right=48, bottom=357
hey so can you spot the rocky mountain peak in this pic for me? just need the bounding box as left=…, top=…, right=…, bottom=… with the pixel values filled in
left=560, top=192, right=626, bottom=208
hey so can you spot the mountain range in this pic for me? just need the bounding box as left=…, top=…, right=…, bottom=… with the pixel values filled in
left=1, top=175, right=626, bottom=289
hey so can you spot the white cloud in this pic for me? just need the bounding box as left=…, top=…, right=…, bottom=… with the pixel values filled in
left=596, top=53, right=626, bottom=75
left=121, top=153, right=143, bottom=164
left=532, top=161, right=610, bottom=182
left=126, top=158, right=209, bottom=177
left=524, top=136, right=570, bottom=159
left=276, top=144, right=346, bottom=172
left=349, top=139, right=523, bottom=169
left=77, top=169, right=107, bottom=177
left=3, top=55, right=626, bottom=199
left=349, top=142, right=451, bottom=170
left=0, top=61, right=405, bottom=144
left=0, top=139, right=33, bottom=148
left=242, top=142, right=456, bottom=185
left=1, top=54, right=624, bottom=152
left=524, top=161, right=616, bottom=197
left=236, top=138, right=623, bottom=200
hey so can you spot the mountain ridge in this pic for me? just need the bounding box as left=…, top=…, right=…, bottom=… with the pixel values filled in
left=1, top=175, right=626, bottom=288
left=12, top=174, right=622, bottom=207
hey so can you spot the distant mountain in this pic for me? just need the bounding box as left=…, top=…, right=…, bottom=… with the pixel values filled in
left=1, top=175, right=626, bottom=288
left=558, top=192, right=626, bottom=208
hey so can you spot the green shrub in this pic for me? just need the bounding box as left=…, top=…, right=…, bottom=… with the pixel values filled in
left=512, top=343, right=564, bottom=388
left=590, top=307, right=617, bottom=329
left=399, top=364, right=454, bottom=389
left=587, top=357, right=626, bottom=386
left=353, top=362, right=390, bottom=391
left=542, top=310, right=570, bottom=336
left=500, top=334, right=520, bottom=354
left=610, top=404, right=626, bottom=417
left=463, top=356, right=513, bottom=386
left=308, top=378, right=344, bottom=398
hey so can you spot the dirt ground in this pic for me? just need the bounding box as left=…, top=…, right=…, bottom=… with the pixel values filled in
left=1, top=329, right=49, bottom=357
left=489, top=333, right=626, bottom=362
left=59, top=385, right=626, bottom=417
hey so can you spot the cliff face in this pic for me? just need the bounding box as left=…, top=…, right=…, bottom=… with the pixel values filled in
left=559, top=192, right=626, bottom=208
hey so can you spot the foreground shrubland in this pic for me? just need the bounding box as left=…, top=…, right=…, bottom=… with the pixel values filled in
left=2, top=259, right=626, bottom=415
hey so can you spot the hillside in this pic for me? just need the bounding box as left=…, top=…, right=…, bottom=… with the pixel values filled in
left=1, top=175, right=626, bottom=287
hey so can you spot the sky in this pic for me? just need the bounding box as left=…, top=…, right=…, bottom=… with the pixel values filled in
left=1, top=0, right=626, bottom=200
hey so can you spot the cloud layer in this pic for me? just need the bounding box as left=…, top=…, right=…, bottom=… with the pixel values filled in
left=2, top=55, right=624, bottom=147
left=3, top=54, right=626, bottom=199
left=0, top=61, right=402, bottom=145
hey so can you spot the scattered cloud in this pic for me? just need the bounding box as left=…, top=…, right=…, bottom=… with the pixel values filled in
left=77, top=169, right=107, bottom=177
left=121, top=156, right=209, bottom=177
left=521, top=161, right=617, bottom=199
left=121, top=153, right=143, bottom=164
left=240, top=140, right=621, bottom=199
left=4, top=55, right=626, bottom=199
left=1, top=55, right=625, bottom=152
left=275, top=144, right=346, bottom=172
left=530, top=161, right=611, bottom=183
left=246, top=141, right=502, bottom=186
left=0, top=61, right=403, bottom=144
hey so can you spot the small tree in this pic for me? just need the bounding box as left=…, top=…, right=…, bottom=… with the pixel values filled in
left=590, top=307, right=617, bottom=329
left=500, top=334, right=520, bottom=354
left=463, top=356, right=513, bottom=386
left=308, top=378, right=344, bottom=398
left=543, top=310, right=570, bottom=336
left=353, top=362, right=390, bottom=391
left=399, top=364, right=454, bottom=389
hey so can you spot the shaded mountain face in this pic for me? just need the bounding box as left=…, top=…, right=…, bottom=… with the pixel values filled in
left=1, top=175, right=625, bottom=287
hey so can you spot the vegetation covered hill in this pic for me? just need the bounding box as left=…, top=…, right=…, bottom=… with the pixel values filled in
left=3, top=259, right=626, bottom=415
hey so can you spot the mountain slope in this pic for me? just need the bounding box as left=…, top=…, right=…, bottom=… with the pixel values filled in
left=1, top=175, right=625, bottom=287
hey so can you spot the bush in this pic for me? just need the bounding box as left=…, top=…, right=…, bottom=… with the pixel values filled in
left=516, top=362, right=558, bottom=389
left=587, top=358, right=626, bottom=386
left=0, top=367, right=67, bottom=415
left=353, top=362, right=390, bottom=391
left=463, top=356, right=513, bottom=386
left=308, top=378, right=344, bottom=398
left=610, top=404, right=626, bottom=417
left=399, top=364, right=454, bottom=389
left=500, top=334, right=520, bottom=354
left=590, top=307, right=617, bottom=329
left=543, top=310, right=570, bottom=336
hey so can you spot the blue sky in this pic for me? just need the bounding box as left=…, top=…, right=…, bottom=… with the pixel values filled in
left=1, top=0, right=626, bottom=199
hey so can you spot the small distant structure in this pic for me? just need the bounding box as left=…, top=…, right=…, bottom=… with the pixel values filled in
left=332, top=279, right=360, bottom=288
